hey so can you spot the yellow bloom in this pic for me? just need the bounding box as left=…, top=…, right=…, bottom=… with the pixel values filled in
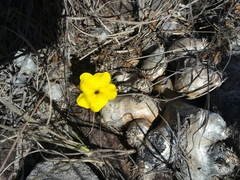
left=76, top=72, right=117, bottom=112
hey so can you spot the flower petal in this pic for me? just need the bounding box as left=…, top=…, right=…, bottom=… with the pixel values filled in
left=92, top=72, right=111, bottom=88
left=76, top=93, right=91, bottom=109
left=77, top=72, right=116, bottom=112
left=90, top=94, right=108, bottom=112
left=80, top=72, right=93, bottom=81
left=80, top=73, right=95, bottom=95
left=100, top=84, right=117, bottom=100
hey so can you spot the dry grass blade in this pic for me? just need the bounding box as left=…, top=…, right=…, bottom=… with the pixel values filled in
left=32, top=134, right=91, bottom=155
left=0, top=0, right=239, bottom=179
left=0, top=97, right=36, bottom=123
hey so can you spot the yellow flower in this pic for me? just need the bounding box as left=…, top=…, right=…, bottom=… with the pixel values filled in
left=76, top=72, right=117, bottom=112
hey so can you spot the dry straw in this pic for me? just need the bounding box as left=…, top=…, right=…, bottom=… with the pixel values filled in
left=0, top=0, right=239, bottom=179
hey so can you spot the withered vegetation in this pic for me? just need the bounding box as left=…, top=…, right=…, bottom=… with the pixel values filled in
left=0, top=0, right=240, bottom=179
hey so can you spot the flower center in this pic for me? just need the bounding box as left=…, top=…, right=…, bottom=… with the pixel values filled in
left=94, top=90, right=100, bottom=94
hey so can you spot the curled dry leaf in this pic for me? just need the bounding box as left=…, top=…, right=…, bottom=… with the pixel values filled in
left=174, top=58, right=223, bottom=99
left=168, top=37, right=209, bottom=55
left=153, top=76, right=174, bottom=96
left=167, top=37, right=209, bottom=70
left=161, top=20, right=187, bottom=37
left=141, top=45, right=167, bottom=81
left=235, top=5, right=240, bottom=10
left=126, top=118, right=151, bottom=148
left=123, top=59, right=140, bottom=67
left=112, top=71, right=153, bottom=94
left=100, top=94, right=159, bottom=128
left=137, top=101, right=238, bottom=179
left=131, top=78, right=153, bottom=94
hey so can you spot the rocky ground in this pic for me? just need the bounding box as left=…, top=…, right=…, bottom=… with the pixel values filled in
left=0, top=0, right=240, bottom=180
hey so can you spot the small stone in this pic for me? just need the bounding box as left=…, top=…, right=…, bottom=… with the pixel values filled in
left=43, top=83, right=63, bottom=101
left=26, top=161, right=99, bottom=180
